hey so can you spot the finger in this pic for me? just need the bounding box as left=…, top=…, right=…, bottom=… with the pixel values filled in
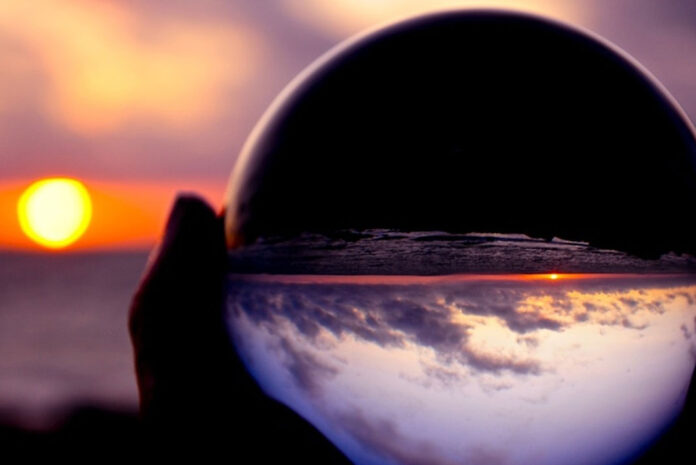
left=129, top=194, right=227, bottom=421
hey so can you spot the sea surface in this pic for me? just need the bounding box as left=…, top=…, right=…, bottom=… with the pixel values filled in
left=0, top=252, right=147, bottom=429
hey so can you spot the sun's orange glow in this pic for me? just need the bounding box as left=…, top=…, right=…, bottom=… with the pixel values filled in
left=1, top=178, right=225, bottom=251
left=17, top=178, right=92, bottom=249
left=550, top=273, right=559, bottom=280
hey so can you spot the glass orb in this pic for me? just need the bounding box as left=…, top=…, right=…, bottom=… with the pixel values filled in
left=224, top=11, right=696, bottom=465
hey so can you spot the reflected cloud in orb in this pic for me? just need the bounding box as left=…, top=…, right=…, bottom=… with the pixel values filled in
left=228, top=269, right=696, bottom=465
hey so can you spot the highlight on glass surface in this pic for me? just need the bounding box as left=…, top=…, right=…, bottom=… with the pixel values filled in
left=223, top=11, right=696, bottom=465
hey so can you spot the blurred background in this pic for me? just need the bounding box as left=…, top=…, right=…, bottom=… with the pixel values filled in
left=1, top=0, right=696, bottom=454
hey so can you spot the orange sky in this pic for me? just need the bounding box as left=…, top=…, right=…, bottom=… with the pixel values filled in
left=0, top=178, right=226, bottom=252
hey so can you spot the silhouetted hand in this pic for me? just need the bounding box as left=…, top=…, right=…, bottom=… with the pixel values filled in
left=129, top=194, right=352, bottom=462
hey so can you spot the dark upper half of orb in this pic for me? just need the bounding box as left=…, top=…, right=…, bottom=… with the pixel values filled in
left=225, top=11, right=696, bottom=258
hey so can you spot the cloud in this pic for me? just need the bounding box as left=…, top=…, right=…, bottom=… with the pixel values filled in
left=334, top=408, right=463, bottom=465
left=681, top=324, right=692, bottom=340
left=228, top=273, right=696, bottom=465
left=279, top=0, right=588, bottom=39
left=462, top=344, right=541, bottom=375
left=380, top=298, right=466, bottom=352
left=229, top=275, right=696, bottom=389
left=464, top=446, right=508, bottom=465
left=230, top=279, right=548, bottom=377
left=0, top=0, right=263, bottom=135
left=419, top=362, right=462, bottom=387
left=276, top=337, right=338, bottom=395
left=440, top=283, right=566, bottom=334
left=0, top=1, right=341, bottom=183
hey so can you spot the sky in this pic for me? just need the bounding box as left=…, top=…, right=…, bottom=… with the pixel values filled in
left=229, top=273, right=696, bottom=465
left=2, top=0, right=696, bottom=250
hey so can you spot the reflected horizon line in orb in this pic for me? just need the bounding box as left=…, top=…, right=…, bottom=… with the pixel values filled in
left=227, top=272, right=695, bottom=285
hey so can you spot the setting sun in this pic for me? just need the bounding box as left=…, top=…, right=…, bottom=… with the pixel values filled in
left=17, top=178, right=92, bottom=249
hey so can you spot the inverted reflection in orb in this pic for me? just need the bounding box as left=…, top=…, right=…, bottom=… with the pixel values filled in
left=227, top=234, right=696, bottom=465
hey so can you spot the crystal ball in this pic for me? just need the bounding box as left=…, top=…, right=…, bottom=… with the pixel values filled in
left=224, top=11, right=696, bottom=465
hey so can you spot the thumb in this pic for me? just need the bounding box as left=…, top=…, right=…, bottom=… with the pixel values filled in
left=129, top=194, right=227, bottom=422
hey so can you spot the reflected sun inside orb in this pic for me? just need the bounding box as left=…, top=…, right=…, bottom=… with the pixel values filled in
left=17, top=178, right=92, bottom=249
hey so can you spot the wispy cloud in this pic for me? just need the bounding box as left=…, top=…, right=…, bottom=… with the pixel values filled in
left=229, top=274, right=696, bottom=465
left=279, top=0, right=587, bottom=39
left=229, top=275, right=696, bottom=393
left=334, top=408, right=465, bottom=465
left=0, top=1, right=262, bottom=136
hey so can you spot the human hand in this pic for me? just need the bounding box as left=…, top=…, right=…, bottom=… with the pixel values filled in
left=129, top=194, right=352, bottom=462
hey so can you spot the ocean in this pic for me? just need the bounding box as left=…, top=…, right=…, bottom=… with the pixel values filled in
left=0, top=251, right=149, bottom=429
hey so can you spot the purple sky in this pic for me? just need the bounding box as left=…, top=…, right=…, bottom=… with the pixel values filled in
left=1, top=1, right=695, bottom=189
